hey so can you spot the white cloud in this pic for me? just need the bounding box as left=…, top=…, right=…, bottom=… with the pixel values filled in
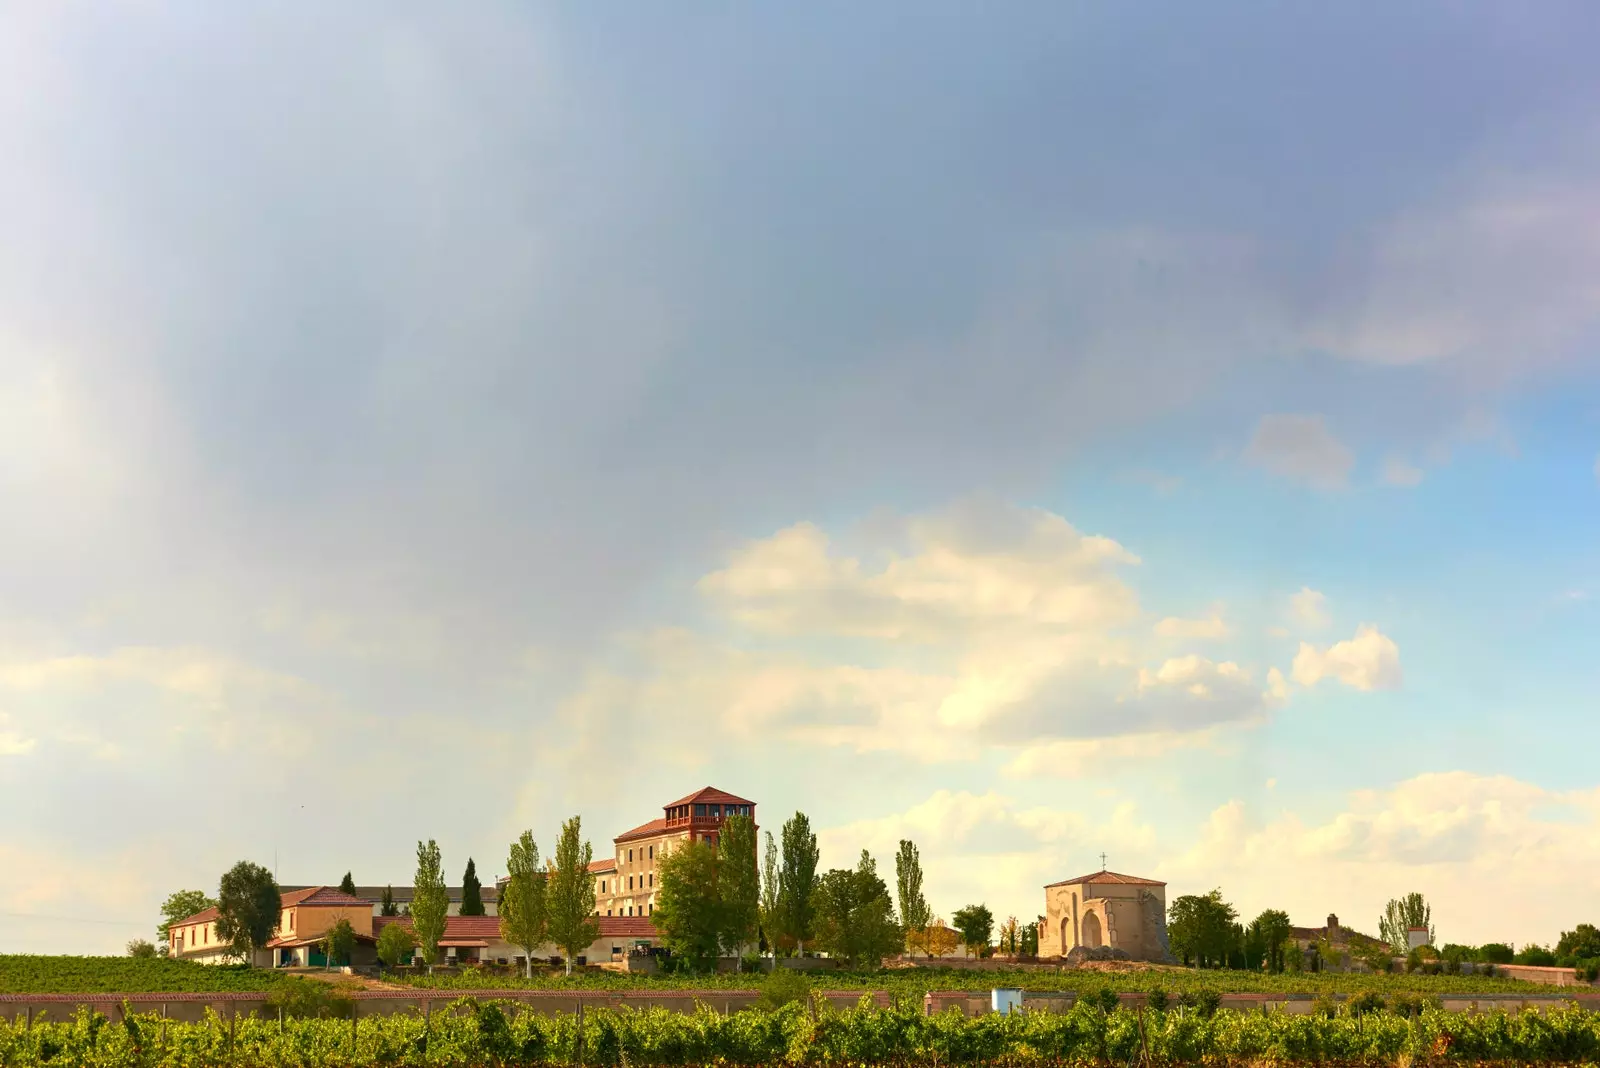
left=0, top=729, right=36, bottom=757
left=820, top=789, right=1158, bottom=923
left=1154, top=611, right=1229, bottom=639
left=1243, top=414, right=1354, bottom=490
left=1288, top=587, right=1331, bottom=630
left=1158, top=772, right=1600, bottom=946
left=697, top=504, right=1142, bottom=640
left=1381, top=456, right=1425, bottom=487
left=1291, top=624, right=1403, bottom=691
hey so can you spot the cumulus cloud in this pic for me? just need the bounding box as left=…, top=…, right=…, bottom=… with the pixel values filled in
left=1381, top=456, right=1425, bottom=488
left=819, top=789, right=1157, bottom=922
left=1154, top=612, right=1229, bottom=639
left=1159, top=772, right=1600, bottom=945
left=1288, top=587, right=1331, bottom=630
left=697, top=505, right=1142, bottom=641
left=1243, top=415, right=1355, bottom=490
left=1291, top=624, right=1403, bottom=691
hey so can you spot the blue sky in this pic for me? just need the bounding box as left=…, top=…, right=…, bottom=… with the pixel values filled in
left=2, top=1, right=1599, bottom=953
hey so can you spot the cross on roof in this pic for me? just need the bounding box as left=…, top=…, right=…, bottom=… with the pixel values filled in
left=1100, top=852, right=1107, bottom=870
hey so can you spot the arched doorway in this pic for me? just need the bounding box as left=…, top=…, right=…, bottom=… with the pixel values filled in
left=1060, top=917, right=1071, bottom=952
left=1082, top=911, right=1103, bottom=949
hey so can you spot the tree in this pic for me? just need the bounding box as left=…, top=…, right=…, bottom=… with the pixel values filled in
left=810, top=850, right=902, bottom=970
left=997, top=916, right=1021, bottom=955
left=215, top=861, right=280, bottom=964
left=894, top=840, right=931, bottom=955
left=1167, top=890, right=1238, bottom=968
left=777, top=812, right=819, bottom=955
left=499, top=830, right=549, bottom=978
left=546, top=815, right=600, bottom=976
left=377, top=923, right=415, bottom=971
left=719, top=813, right=760, bottom=956
left=411, top=840, right=449, bottom=975
left=126, top=939, right=157, bottom=958
left=1380, top=893, right=1434, bottom=955
left=952, top=904, right=995, bottom=958
left=653, top=837, right=723, bottom=972
left=760, top=830, right=781, bottom=956
left=1246, top=909, right=1293, bottom=973
left=1021, top=920, right=1039, bottom=958
left=157, top=889, right=216, bottom=948
left=1557, top=923, right=1600, bottom=962
left=321, top=917, right=356, bottom=969
left=380, top=885, right=399, bottom=917
left=338, top=872, right=357, bottom=896
left=924, top=921, right=960, bottom=958
left=460, top=858, right=485, bottom=916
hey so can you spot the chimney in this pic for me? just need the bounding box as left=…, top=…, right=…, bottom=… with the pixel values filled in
left=1326, top=914, right=1339, bottom=935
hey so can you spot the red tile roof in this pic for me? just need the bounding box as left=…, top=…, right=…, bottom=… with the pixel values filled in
left=174, top=886, right=371, bottom=928
left=589, top=858, right=617, bottom=873
left=598, top=915, right=659, bottom=938
left=1045, top=870, right=1166, bottom=888
left=615, top=818, right=670, bottom=843
left=665, top=786, right=755, bottom=809
left=375, top=915, right=504, bottom=939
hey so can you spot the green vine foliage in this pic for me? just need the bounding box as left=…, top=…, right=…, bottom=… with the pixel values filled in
left=3, top=998, right=1599, bottom=1066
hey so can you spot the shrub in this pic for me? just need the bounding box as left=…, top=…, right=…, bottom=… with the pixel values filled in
left=1310, top=994, right=1339, bottom=1019
left=755, top=967, right=811, bottom=1010
left=264, top=976, right=356, bottom=1019
left=1346, top=991, right=1386, bottom=1016
left=739, top=953, right=765, bottom=974
left=1144, top=988, right=1169, bottom=1013
left=1086, top=987, right=1120, bottom=1013
left=1178, top=989, right=1221, bottom=1018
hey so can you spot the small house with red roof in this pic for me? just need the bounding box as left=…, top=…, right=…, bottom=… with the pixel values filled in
left=168, top=886, right=378, bottom=967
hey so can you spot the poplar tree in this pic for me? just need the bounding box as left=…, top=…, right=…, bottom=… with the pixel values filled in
left=777, top=811, right=819, bottom=955
left=760, top=830, right=780, bottom=955
left=499, top=830, right=548, bottom=978
left=546, top=815, right=600, bottom=975
left=411, top=840, right=449, bottom=975
left=895, top=839, right=931, bottom=956
left=718, top=813, right=760, bottom=956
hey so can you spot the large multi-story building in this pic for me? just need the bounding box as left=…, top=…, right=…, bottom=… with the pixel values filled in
left=590, top=786, right=756, bottom=918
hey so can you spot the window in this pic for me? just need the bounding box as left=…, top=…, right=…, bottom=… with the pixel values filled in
left=648, top=873, right=653, bottom=887
left=628, top=848, right=633, bottom=862
left=607, top=909, right=613, bottom=916
left=648, top=845, right=654, bottom=860
left=648, top=903, right=653, bottom=915
left=694, top=803, right=707, bottom=817
left=627, top=906, right=633, bottom=916
left=628, top=876, right=634, bottom=890
left=600, top=880, right=606, bottom=893
left=711, top=804, right=722, bottom=817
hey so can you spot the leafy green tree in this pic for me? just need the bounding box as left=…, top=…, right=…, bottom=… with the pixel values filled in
left=810, top=850, right=901, bottom=970
left=157, top=889, right=216, bottom=948
left=460, top=858, right=486, bottom=916
left=126, top=938, right=157, bottom=958
left=376, top=923, right=415, bottom=971
left=1478, top=942, right=1515, bottom=964
left=654, top=837, right=724, bottom=972
left=499, top=830, right=548, bottom=978
left=1245, top=909, right=1293, bottom=972
left=778, top=812, right=819, bottom=955
left=894, top=840, right=931, bottom=954
left=952, top=904, right=995, bottom=958
left=215, top=861, right=280, bottom=963
left=1380, top=893, right=1433, bottom=954
left=718, top=813, right=760, bottom=955
left=760, top=830, right=781, bottom=955
left=338, top=872, right=357, bottom=896
left=546, top=815, right=600, bottom=975
left=1021, top=921, right=1039, bottom=957
left=321, top=917, right=356, bottom=968
left=1557, top=923, right=1600, bottom=961
left=411, top=840, right=449, bottom=975
left=1167, top=890, right=1237, bottom=968
left=380, top=885, right=399, bottom=917
left=1515, top=943, right=1557, bottom=966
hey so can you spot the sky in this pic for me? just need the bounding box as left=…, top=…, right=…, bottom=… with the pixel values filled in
left=2, top=1, right=1599, bottom=955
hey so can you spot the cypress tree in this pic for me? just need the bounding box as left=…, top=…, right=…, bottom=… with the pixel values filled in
left=338, top=871, right=357, bottom=896
left=460, top=857, right=486, bottom=916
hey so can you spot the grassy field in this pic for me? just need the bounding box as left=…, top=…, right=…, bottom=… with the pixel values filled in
left=0, top=956, right=281, bottom=994
left=396, top=963, right=1562, bottom=997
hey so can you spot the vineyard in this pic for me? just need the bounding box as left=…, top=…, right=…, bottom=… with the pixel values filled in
left=4, top=996, right=1600, bottom=1065
left=397, top=965, right=1559, bottom=998
left=0, top=957, right=279, bottom=994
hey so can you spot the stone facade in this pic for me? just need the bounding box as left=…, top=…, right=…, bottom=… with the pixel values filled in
left=592, top=786, right=756, bottom=918
left=1038, top=870, right=1173, bottom=963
